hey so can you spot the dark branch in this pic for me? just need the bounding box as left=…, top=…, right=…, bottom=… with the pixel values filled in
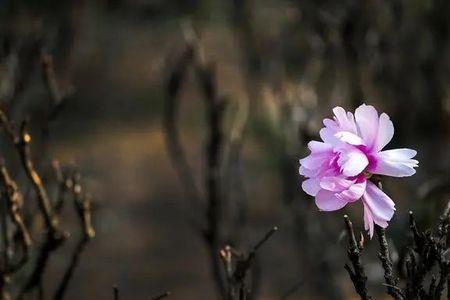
left=152, top=291, right=171, bottom=300
left=375, top=225, right=404, bottom=300
left=343, top=215, right=372, bottom=300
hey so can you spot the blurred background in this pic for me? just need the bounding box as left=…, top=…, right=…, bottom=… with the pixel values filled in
left=1, top=0, right=450, bottom=299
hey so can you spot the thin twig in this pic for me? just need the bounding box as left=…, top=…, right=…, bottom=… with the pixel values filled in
left=163, top=43, right=201, bottom=209
left=197, top=60, right=229, bottom=299
left=17, top=121, right=61, bottom=238
left=151, top=291, right=171, bottom=300
left=375, top=225, right=404, bottom=300
left=52, top=174, right=95, bottom=300
left=0, top=109, right=61, bottom=240
left=52, top=236, right=88, bottom=300
left=279, top=278, right=304, bottom=300
left=343, top=215, right=372, bottom=300
left=40, top=53, right=71, bottom=121
left=0, top=163, right=32, bottom=271
left=219, top=227, right=278, bottom=300
left=113, top=285, right=119, bottom=300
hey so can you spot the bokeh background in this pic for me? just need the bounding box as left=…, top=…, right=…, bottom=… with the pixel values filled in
left=1, top=0, right=450, bottom=299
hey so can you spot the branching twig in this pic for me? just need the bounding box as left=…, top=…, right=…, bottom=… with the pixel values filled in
left=219, top=227, right=278, bottom=300
left=52, top=173, right=95, bottom=300
left=0, top=163, right=32, bottom=272
left=17, top=121, right=61, bottom=239
left=0, top=109, right=61, bottom=240
left=343, top=215, right=372, bottom=300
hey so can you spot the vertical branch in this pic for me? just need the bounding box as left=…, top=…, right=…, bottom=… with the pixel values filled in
left=368, top=180, right=403, bottom=300
left=52, top=173, right=95, bottom=300
left=375, top=226, right=403, bottom=300
left=41, top=53, right=64, bottom=110
left=72, top=173, right=95, bottom=239
left=0, top=199, right=10, bottom=300
left=163, top=41, right=229, bottom=298
left=196, top=60, right=228, bottom=299
left=343, top=215, right=372, bottom=300
left=0, top=163, right=32, bottom=270
left=163, top=44, right=201, bottom=210
left=113, top=286, right=119, bottom=300
left=0, top=109, right=61, bottom=240
left=17, top=122, right=60, bottom=239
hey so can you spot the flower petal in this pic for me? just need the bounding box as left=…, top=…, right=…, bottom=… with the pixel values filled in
left=373, top=113, right=394, bottom=151
left=334, top=131, right=365, bottom=146
left=369, top=148, right=419, bottom=177
left=299, top=165, right=316, bottom=177
left=299, top=151, right=332, bottom=170
left=319, top=176, right=366, bottom=203
left=302, top=179, right=321, bottom=196
left=307, top=141, right=333, bottom=152
left=319, top=127, right=340, bottom=145
left=319, top=176, right=355, bottom=192
left=338, top=148, right=369, bottom=177
left=340, top=178, right=366, bottom=202
left=315, top=189, right=349, bottom=211
left=355, top=104, right=379, bottom=148
left=333, top=106, right=357, bottom=133
left=363, top=201, right=375, bottom=238
left=362, top=181, right=395, bottom=235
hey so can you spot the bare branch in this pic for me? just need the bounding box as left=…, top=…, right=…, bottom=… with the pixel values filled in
left=0, top=163, right=32, bottom=271
left=279, top=278, right=304, bottom=300
left=113, top=285, right=119, bottom=300
left=343, top=215, right=372, bottom=300
left=0, top=109, right=62, bottom=240
left=375, top=225, right=404, bottom=300
left=152, top=291, right=171, bottom=300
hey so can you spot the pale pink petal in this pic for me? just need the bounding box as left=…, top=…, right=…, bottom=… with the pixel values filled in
left=363, top=202, right=374, bottom=238
left=319, top=176, right=365, bottom=202
left=307, top=141, right=333, bottom=152
left=315, top=189, right=348, bottom=211
left=369, top=148, right=418, bottom=177
left=323, top=118, right=338, bottom=130
left=337, top=148, right=369, bottom=177
left=373, top=113, right=394, bottom=151
left=302, top=179, right=321, bottom=196
left=340, top=178, right=366, bottom=202
left=362, top=181, right=395, bottom=233
left=299, top=151, right=333, bottom=169
left=319, top=176, right=355, bottom=192
left=355, top=104, right=379, bottom=148
left=299, top=165, right=316, bottom=177
left=333, top=106, right=357, bottom=133
left=319, top=127, right=340, bottom=145
left=334, top=131, right=365, bottom=146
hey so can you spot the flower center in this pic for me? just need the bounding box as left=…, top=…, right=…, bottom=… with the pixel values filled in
left=363, top=171, right=372, bottom=179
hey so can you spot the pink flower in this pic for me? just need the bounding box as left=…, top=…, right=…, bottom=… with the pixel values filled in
left=299, top=104, right=418, bottom=237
